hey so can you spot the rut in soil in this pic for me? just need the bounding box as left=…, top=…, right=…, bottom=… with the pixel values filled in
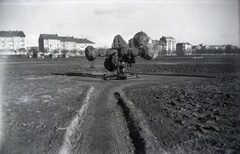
left=117, top=98, right=146, bottom=154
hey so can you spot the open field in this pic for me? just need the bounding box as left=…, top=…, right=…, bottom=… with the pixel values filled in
left=0, top=56, right=240, bottom=154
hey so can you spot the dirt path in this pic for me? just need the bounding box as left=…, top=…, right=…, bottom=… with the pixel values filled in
left=53, top=79, right=133, bottom=154
left=56, top=75, right=200, bottom=154
left=58, top=82, right=134, bottom=154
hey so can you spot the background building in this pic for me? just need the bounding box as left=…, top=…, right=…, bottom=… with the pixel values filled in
left=38, top=34, right=95, bottom=57
left=59, top=36, right=77, bottom=51
left=160, top=36, right=176, bottom=56
left=191, top=44, right=239, bottom=54
left=38, top=34, right=60, bottom=54
left=205, top=45, right=226, bottom=50
left=176, top=42, right=192, bottom=56
left=158, top=40, right=167, bottom=56
left=76, top=38, right=94, bottom=51
left=0, top=30, right=26, bottom=52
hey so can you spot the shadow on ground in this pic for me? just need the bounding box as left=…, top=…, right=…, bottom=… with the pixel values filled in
left=52, top=72, right=104, bottom=79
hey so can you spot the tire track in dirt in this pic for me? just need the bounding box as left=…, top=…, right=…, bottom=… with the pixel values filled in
left=57, top=79, right=134, bottom=154
left=116, top=94, right=146, bottom=154
left=111, top=77, right=169, bottom=154
left=59, top=86, right=94, bottom=154
left=58, top=75, right=199, bottom=154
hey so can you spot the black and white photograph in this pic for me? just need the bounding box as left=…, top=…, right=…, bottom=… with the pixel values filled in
left=0, top=0, right=239, bottom=153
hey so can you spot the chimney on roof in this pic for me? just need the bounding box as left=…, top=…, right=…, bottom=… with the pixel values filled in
left=9, top=30, right=11, bottom=33
left=17, top=30, right=18, bottom=33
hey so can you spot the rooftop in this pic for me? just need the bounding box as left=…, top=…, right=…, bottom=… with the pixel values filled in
left=162, top=36, right=175, bottom=39
left=0, top=30, right=26, bottom=37
left=39, top=34, right=59, bottom=39
left=177, top=42, right=192, bottom=45
left=75, top=38, right=95, bottom=44
left=59, top=36, right=76, bottom=42
left=39, top=34, right=95, bottom=44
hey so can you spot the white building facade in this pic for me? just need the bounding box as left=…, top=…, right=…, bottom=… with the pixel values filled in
left=38, top=34, right=95, bottom=56
left=0, top=30, right=26, bottom=51
left=160, top=36, right=176, bottom=56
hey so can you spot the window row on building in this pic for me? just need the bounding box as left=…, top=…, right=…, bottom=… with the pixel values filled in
left=0, top=31, right=25, bottom=51
left=158, top=36, right=177, bottom=56
left=154, top=37, right=237, bottom=56
left=38, top=34, right=95, bottom=54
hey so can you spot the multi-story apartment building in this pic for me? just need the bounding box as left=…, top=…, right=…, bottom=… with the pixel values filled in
left=176, top=42, right=192, bottom=56
left=192, top=44, right=235, bottom=54
left=160, top=36, right=176, bottom=55
left=0, top=30, right=26, bottom=51
left=38, top=34, right=95, bottom=55
left=76, top=38, right=94, bottom=51
left=158, top=40, right=167, bottom=56
left=38, top=34, right=60, bottom=54
left=205, top=45, right=226, bottom=50
left=59, top=36, right=77, bottom=51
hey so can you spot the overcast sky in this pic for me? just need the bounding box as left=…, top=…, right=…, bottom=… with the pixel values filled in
left=0, top=0, right=239, bottom=48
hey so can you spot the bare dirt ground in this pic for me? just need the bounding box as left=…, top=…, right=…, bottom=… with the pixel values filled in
left=0, top=56, right=239, bottom=154
left=124, top=77, right=240, bottom=154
